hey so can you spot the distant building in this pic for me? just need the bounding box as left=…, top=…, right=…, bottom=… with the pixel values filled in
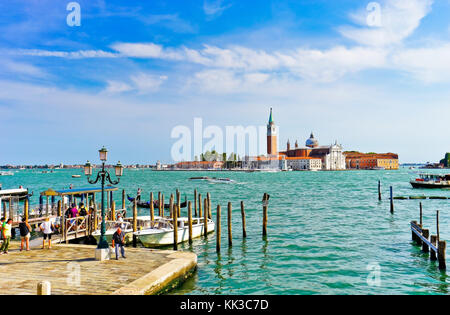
left=267, top=108, right=278, bottom=156
left=279, top=133, right=346, bottom=171
left=175, top=161, right=225, bottom=170
left=344, top=152, right=399, bottom=170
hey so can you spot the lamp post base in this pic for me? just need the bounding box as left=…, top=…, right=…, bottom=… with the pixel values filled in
left=95, top=248, right=111, bottom=261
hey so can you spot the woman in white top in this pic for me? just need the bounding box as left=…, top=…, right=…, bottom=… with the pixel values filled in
left=40, top=218, right=54, bottom=249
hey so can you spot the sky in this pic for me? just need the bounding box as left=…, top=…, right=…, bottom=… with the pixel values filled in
left=0, top=0, right=449, bottom=164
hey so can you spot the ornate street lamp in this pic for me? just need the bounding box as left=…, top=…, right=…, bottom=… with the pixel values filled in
left=84, top=147, right=123, bottom=252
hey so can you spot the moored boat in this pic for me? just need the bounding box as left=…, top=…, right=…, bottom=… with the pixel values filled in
left=410, top=174, right=450, bottom=189
left=134, top=217, right=215, bottom=247
left=92, top=221, right=134, bottom=245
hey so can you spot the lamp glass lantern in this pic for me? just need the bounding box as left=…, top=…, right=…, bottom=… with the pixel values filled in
left=84, top=161, right=93, bottom=176
left=99, top=147, right=108, bottom=162
left=115, top=161, right=124, bottom=177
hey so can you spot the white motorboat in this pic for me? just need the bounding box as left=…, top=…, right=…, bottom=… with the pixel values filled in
left=134, top=217, right=215, bottom=247
left=0, top=171, right=14, bottom=176
left=92, top=221, right=134, bottom=245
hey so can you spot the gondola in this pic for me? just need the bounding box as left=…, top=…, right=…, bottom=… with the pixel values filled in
left=127, top=195, right=188, bottom=209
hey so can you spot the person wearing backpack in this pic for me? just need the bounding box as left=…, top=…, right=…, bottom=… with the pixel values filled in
left=19, top=217, right=32, bottom=251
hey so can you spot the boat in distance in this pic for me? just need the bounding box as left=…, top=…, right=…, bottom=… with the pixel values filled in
left=410, top=174, right=450, bottom=189
left=134, top=217, right=215, bottom=247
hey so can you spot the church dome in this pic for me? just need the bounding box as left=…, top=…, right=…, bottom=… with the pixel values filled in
left=306, top=133, right=319, bottom=148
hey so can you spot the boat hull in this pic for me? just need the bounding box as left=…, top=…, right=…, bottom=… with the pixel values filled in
left=136, top=221, right=215, bottom=247
left=411, top=181, right=450, bottom=189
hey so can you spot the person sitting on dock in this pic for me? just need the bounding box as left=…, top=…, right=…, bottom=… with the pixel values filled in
left=0, top=219, right=13, bottom=255
left=19, top=217, right=32, bottom=251
left=39, top=218, right=54, bottom=250
left=112, top=227, right=126, bottom=260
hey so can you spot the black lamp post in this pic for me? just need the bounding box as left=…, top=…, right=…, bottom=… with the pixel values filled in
left=84, top=147, right=124, bottom=249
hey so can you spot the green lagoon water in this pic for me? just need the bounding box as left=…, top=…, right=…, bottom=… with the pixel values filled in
left=1, top=168, right=449, bottom=295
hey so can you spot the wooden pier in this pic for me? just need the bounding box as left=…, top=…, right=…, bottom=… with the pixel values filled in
left=410, top=207, right=446, bottom=270
left=0, top=244, right=197, bottom=295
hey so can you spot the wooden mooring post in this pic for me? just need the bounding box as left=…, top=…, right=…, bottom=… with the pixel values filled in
left=410, top=211, right=446, bottom=270
left=194, top=189, right=198, bottom=217
left=240, top=201, right=247, bottom=238
left=173, top=205, right=178, bottom=251
left=176, top=190, right=181, bottom=217
left=150, top=192, right=154, bottom=221
left=207, top=193, right=212, bottom=220
left=203, top=198, right=208, bottom=237
left=390, top=186, right=394, bottom=213
left=188, top=201, right=193, bottom=244
left=169, top=194, right=174, bottom=219
left=216, top=205, right=221, bottom=253
left=262, top=193, right=270, bottom=237
left=161, top=194, right=165, bottom=218
left=228, top=202, right=232, bottom=247
left=158, top=192, right=162, bottom=216
left=111, top=201, right=116, bottom=221
left=132, top=200, right=138, bottom=248
left=378, top=180, right=382, bottom=201
left=198, top=194, right=202, bottom=219
left=24, top=198, right=29, bottom=223
left=122, top=189, right=126, bottom=210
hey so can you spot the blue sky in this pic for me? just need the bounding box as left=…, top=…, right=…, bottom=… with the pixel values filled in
left=0, top=0, right=449, bottom=164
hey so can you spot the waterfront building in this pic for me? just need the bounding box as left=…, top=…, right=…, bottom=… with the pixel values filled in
left=280, top=136, right=346, bottom=171
left=344, top=152, right=399, bottom=170
left=175, top=161, right=225, bottom=170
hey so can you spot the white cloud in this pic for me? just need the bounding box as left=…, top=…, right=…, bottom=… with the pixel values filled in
left=130, top=73, right=168, bottom=93
left=391, top=44, right=450, bottom=82
left=203, top=0, right=231, bottom=18
left=104, top=73, right=168, bottom=94
left=339, top=0, right=433, bottom=47
left=0, top=59, right=46, bottom=77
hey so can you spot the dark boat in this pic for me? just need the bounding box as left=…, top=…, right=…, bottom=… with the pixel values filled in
left=127, top=195, right=188, bottom=209
left=410, top=174, right=450, bottom=189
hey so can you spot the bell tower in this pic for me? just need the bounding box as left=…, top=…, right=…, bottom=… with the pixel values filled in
left=267, top=108, right=278, bottom=156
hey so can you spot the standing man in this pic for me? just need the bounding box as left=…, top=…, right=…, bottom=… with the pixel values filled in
left=137, top=188, right=142, bottom=201
left=112, top=227, right=126, bottom=260
left=0, top=219, right=13, bottom=255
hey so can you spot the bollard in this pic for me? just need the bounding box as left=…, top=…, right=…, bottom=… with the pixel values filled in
left=419, top=203, right=423, bottom=227
left=188, top=201, right=193, bottom=244
left=24, top=199, right=29, bottom=223
left=240, top=201, right=247, bottom=238
left=169, top=194, right=174, bottom=219
left=194, top=189, right=198, bottom=217
left=111, top=201, right=116, bottom=221
left=438, top=240, right=446, bottom=270
left=390, top=186, right=394, bottom=213
left=216, top=205, right=221, bottom=253
left=37, top=281, right=51, bottom=295
left=176, top=190, right=181, bottom=217
left=57, top=200, right=61, bottom=217
left=422, top=229, right=430, bottom=253
left=198, top=194, right=202, bottom=218
left=173, top=205, right=178, bottom=251
left=158, top=192, right=162, bottom=217
left=150, top=192, right=154, bottom=221
left=122, top=189, right=126, bottom=210
left=204, top=198, right=208, bottom=237
left=263, top=193, right=269, bottom=237
left=133, top=201, right=138, bottom=248
left=430, top=235, right=437, bottom=261
left=207, top=193, right=212, bottom=220
left=228, top=202, right=232, bottom=247
left=378, top=180, right=382, bottom=201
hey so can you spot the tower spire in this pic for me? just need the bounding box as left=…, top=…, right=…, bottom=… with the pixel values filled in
left=268, top=108, right=273, bottom=124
